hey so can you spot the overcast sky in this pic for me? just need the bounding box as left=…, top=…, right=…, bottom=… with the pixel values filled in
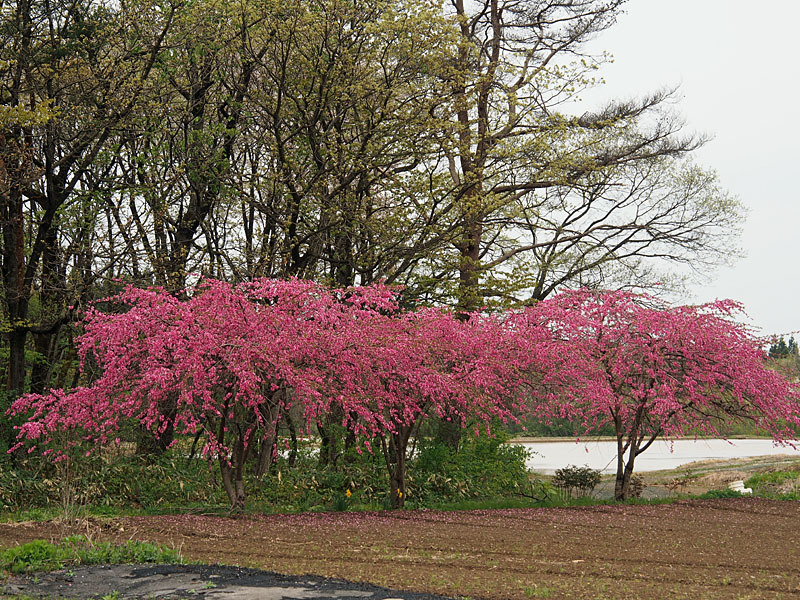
left=578, top=0, right=799, bottom=337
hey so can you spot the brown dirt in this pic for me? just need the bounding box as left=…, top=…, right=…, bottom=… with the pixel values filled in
left=2, top=499, right=800, bottom=599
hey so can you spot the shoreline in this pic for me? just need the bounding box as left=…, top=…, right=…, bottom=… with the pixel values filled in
left=508, top=434, right=775, bottom=444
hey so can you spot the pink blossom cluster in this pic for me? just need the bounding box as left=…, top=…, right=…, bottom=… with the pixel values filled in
left=8, top=279, right=552, bottom=461
left=8, top=281, right=800, bottom=500
left=528, top=289, right=800, bottom=443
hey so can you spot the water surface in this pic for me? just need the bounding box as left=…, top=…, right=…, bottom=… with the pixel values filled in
left=516, top=438, right=800, bottom=474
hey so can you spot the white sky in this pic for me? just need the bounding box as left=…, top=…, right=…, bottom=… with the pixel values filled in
left=579, top=0, right=799, bottom=337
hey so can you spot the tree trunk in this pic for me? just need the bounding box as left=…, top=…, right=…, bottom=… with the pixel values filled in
left=382, top=428, right=411, bottom=509
left=29, top=217, right=64, bottom=395
left=2, top=173, right=29, bottom=452
left=219, top=433, right=250, bottom=511
left=219, top=457, right=246, bottom=511
left=388, top=435, right=406, bottom=509
left=285, top=411, right=298, bottom=468
left=255, top=425, right=277, bottom=477
left=136, top=396, right=177, bottom=457
left=614, top=443, right=638, bottom=501
left=2, top=328, right=27, bottom=452
left=317, top=406, right=345, bottom=467
left=255, top=397, right=282, bottom=476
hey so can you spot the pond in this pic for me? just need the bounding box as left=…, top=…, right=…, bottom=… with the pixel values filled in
left=515, top=438, right=800, bottom=474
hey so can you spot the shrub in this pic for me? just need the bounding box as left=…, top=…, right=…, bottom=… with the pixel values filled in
left=1, top=432, right=532, bottom=514
left=552, top=465, right=601, bottom=498
left=0, top=539, right=70, bottom=573
left=249, top=433, right=532, bottom=511
left=628, top=474, right=645, bottom=499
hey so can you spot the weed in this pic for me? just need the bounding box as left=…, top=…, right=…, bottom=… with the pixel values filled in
left=523, top=584, right=551, bottom=598
left=0, top=536, right=181, bottom=574
left=698, top=488, right=742, bottom=499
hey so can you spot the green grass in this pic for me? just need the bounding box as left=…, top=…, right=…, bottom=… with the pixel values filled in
left=0, top=487, right=757, bottom=525
left=744, top=470, right=800, bottom=499
left=0, top=536, right=181, bottom=575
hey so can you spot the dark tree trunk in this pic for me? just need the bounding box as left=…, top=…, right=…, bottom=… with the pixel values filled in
left=285, top=410, right=298, bottom=468
left=612, top=407, right=660, bottom=501
left=2, top=155, right=29, bottom=452
left=3, top=328, right=27, bottom=452
left=29, top=217, right=63, bottom=395
left=219, top=454, right=246, bottom=511
left=317, top=405, right=345, bottom=467
left=136, top=397, right=177, bottom=457
left=381, top=426, right=412, bottom=509
left=614, top=442, right=637, bottom=501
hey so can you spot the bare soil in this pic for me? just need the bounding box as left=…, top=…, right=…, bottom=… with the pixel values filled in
left=2, top=498, right=800, bottom=600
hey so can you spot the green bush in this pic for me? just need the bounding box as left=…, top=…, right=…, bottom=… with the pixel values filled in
left=0, top=539, right=70, bottom=573
left=248, top=433, right=531, bottom=511
left=552, top=465, right=601, bottom=498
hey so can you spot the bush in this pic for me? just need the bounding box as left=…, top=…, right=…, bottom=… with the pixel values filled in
left=405, top=433, right=531, bottom=506
left=0, top=539, right=69, bottom=573
left=628, top=474, right=645, bottom=499
left=248, top=433, right=532, bottom=511
left=552, top=465, right=601, bottom=498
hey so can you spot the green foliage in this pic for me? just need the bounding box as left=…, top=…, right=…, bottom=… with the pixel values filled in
left=551, top=465, right=602, bottom=498
left=1, top=431, right=531, bottom=514
left=698, top=488, right=744, bottom=499
left=403, top=434, right=531, bottom=507
left=769, top=336, right=799, bottom=359
left=745, top=470, right=800, bottom=499
left=506, top=416, right=616, bottom=437
left=249, top=433, right=532, bottom=511
left=0, top=452, right=223, bottom=512
left=0, top=536, right=180, bottom=574
left=248, top=444, right=386, bottom=512
left=0, top=539, right=69, bottom=574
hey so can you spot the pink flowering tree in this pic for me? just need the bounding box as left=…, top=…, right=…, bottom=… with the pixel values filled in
left=304, top=308, right=553, bottom=508
left=8, top=278, right=399, bottom=510
left=527, top=289, right=800, bottom=500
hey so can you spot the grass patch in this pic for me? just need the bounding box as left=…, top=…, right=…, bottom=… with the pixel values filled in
left=744, top=470, right=800, bottom=499
left=0, top=535, right=181, bottom=574
left=0, top=489, right=748, bottom=524
left=696, top=488, right=745, bottom=499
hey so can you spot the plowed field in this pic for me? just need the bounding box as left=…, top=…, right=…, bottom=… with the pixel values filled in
left=2, top=498, right=799, bottom=599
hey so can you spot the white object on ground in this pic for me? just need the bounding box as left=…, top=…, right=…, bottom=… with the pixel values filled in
left=728, top=480, right=753, bottom=494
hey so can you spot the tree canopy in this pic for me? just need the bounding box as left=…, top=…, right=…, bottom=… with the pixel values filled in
left=10, top=281, right=800, bottom=506
left=525, top=289, right=800, bottom=499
